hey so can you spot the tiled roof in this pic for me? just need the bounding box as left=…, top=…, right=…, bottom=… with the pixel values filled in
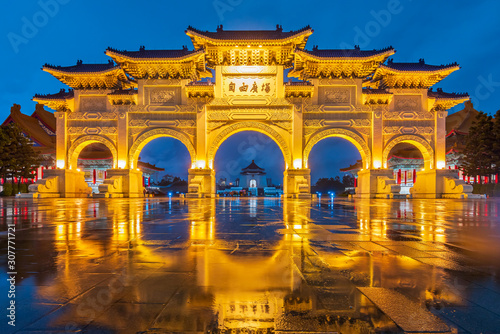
left=108, top=89, right=138, bottom=96
left=446, top=101, right=479, bottom=135
left=186, top=25, right=312, bottom=40
left=428, top=88, right=469, bottom=99
left=33, top=89, right=74, bottom=100
left=31, top=104, right=56, bottom=132
left=285, top=81, right=313, bottom=86
left=106, top=46, right=202, bottom=59
left=3, top=104, right=55, bottom=151
left=300, top=46, right=394, bottom=58
left=384, top=58, right=459, bottom=72
left=362, top=88, right=391, bottom=94
left=186, top=81, right=214, bottom=86
left=43, top=60, right=117, bottom=73
left=137, top=161, right=165, bottom=172
left=241, top=160, right=265, bottom=173
left=340, top=160, right=362, bottom=172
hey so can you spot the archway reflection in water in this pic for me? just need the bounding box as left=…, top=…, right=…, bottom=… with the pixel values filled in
left=0, top=197, right=499, bottom=333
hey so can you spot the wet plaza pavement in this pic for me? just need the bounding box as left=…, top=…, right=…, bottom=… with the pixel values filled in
left=1, top=197, right=500, bottom=333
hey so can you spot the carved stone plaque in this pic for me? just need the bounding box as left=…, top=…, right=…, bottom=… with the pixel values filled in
left=147, top=87, right=179, bottom=105
left=320, top=87, right=352, bottom=105
left=394, top=95, right=421, bottom=112
left=222, top=75, right=276, bottom=97
left=80, top=96, right=107, bottom=112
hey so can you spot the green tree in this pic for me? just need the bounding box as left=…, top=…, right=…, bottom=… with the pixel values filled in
left=314, top=177, right=345, bottom=194
left=492, top=110, right=500, bottom=175
left=342, top=174, right=355, bottom=187
left=0, top=126, right=16, bottom=182
left=0, top=123, right=41, bottom=187
left=461, top=111, right=495, bottom=183
left=158, top=174, right=186, bottom=187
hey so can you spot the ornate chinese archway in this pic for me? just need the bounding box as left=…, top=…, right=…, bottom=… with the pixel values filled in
left=30, top=25, right=471, bottom=199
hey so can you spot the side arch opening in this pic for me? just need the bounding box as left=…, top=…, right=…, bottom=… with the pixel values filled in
left=304, top=129, right=371, bottom=170
left=383, top=135, right=434, bottom=171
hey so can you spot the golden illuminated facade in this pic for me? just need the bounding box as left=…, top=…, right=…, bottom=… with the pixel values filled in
left=30, top=25, right=472, bottom=198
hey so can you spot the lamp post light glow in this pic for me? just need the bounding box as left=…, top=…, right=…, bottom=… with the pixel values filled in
left=56, top=160, right=65, bottom=169
left=293, top=159, right=302, bottom=169
left=437, top=161, right=446, bottom=169
left=117, top=160, right=126, bottom=169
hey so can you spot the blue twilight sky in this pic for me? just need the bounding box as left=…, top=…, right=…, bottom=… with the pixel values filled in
left=1, top=0, right=499, bottom=182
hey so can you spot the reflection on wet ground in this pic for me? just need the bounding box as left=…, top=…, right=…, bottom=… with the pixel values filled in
left=0, top=197, right=499, bottom=333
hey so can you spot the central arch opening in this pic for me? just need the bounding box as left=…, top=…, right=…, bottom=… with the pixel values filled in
left=308, top=137, right=362, bottom=196
left=214, top=131, right=285, bottom=197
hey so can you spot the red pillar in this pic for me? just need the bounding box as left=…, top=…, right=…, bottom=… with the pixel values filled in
left=397, top=169, right=401, bottom=184
left=354, top=178, right=357, bottom=187
left=93, top=169, right=96, bottom=184
left=413, top=169, right=416, bottom=184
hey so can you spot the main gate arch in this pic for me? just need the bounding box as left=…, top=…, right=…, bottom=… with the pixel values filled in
left=31, top=25, right=472, bottom=198
left=207, top=121, right=292, bottom=169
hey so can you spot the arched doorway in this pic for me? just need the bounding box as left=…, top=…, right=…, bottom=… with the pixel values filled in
left=382, top=135, right=434, bottom=171
left=76, top=143, right=114, bottom=193
left=385, top=143, right=424, bottom=195
left=213, top=131, right=285, bottom=197
left=307, top=137, right=362, bottom=196
left=304, top=129, right=371, bottom=170
left=138, top=137, right=191, bottom=195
